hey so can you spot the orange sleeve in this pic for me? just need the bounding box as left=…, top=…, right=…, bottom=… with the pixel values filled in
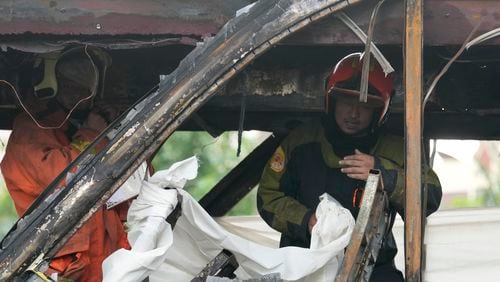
left=12, top=118, right=103, bottom=194
left=1, top=114, right=101, bottom=254
left=1, top=113, right=123, bottom=280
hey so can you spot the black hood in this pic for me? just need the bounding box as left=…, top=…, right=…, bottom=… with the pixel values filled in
left=322, top=114, right=380, bottom=158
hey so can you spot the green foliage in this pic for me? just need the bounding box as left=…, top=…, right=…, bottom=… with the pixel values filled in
left=1, top=134, right=18, bottom=239
left=450, top=189, right=500, bottom=209
left=0, top=180, right=17, bottom=239
left=450, top=195, right=485, bottom=209
left=226, top=189, right=258, bottom=216
left=152, top=131, right=264, bottom=215
left=0, top=130, right=263, bottom=240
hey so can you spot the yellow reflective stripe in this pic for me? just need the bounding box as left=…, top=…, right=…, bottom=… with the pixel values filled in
left=27, top=270, right=53, bottom=282
left=71, top=139, right=96, bottom=153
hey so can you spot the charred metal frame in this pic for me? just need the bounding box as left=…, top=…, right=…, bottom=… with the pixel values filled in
left=199, top=134, right=284, bottom=217
left=192, top=249, right=239, bottom=281
left=0, top=0, right=369, bottom=278
left=1, top=0, right=493, bottom=280
left=335, top=170, right=390, bottom=282
left=404, top=0, right=424, bottom=281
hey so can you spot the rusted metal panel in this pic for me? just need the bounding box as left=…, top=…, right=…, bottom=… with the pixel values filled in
left=3, top=0, right=498, bottom=46
left=284, top=0, right=500, bottom=46
left=0, top=0, right=254, bottom=36
left=404, top=0, right=424, bottom=280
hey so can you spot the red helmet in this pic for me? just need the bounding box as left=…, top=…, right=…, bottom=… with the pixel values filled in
left=325, top=52, right=394, bottom=125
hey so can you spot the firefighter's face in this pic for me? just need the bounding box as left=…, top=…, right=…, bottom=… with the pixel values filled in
left=334, top=96, right=375, bottom=135
left=56, top=77, right=93, bottom=111
left=55, top=57, right=97, bottom=111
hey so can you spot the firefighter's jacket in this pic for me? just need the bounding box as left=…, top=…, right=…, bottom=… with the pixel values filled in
left=257, top=118, right=442, bottom=265
left=1, top=110, right=129, bottom=281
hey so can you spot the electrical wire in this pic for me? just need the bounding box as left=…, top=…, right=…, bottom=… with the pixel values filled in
left=0, top=45, right=100, bottom=130
left=465, top=27, right=500, bottom=50
left=435, top=52, right=500, bottom=63
left=419, top=25, right=481, bottom=268
left=40, top=37, right=189, bottom=50
left=423, top=23, right=481, bottom=107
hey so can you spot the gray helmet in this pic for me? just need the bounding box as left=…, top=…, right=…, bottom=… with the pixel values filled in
left=33, top=46, right=112, bottom=100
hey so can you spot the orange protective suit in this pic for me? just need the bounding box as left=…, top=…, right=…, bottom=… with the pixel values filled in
left=1, top=110, right=129, bottom=281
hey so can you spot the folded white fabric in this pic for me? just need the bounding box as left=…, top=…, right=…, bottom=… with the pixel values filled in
left=311, top=193, right=355, bottom=250
left=207, top=273, right=281, bottom=281
left=148, top=156, right=198, bottom=189
left=106, top=162, right=148, bottom=209
left=150, top=190, right=354, bottom=282
left=103, top=156, right=355, bottom=282
left=308, top=193, right=356, bottom=281
left=102, top=157, right=198, bottom=282
left=102, top=184, right=177, bottom=282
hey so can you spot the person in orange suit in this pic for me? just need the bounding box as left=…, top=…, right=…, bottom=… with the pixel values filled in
left=1, top=46, right=129, bottom=281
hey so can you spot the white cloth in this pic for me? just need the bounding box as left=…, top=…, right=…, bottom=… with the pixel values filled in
left=308, top=193, right=356, bottom=281
left=103, top=157, right=198, bottom=281
left=103, top=156, right=355, bottom=281
left=215, top=216, right=281, bottom=249
left=311, top=193, right=355, bottom=249
left=106, top=162, right=148, bottom=209
left=151, top=190, right=353, bottom=282
left=147, top=156, right=198, bottom=189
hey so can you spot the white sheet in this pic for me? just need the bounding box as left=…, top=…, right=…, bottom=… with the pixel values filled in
left=103, top=157, right=354, bottom=281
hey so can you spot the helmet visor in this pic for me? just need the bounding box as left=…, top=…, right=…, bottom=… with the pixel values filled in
left=56, top=58, right=97, bottom=90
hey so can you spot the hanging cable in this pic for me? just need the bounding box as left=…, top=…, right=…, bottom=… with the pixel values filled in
left=236, top=90, right=247, bottom=157
left=419, top=25, right=480, bottom=265
left=465, top=27, right=500, bottom=49
left=0, top=79, right=91, bottom=129
left=422, top=23, right=481, bottom=107
left=0, top=45, right=101, bottom=130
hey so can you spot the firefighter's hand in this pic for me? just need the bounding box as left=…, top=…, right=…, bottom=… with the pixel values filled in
left=83, top=111, right=108, bottom=133
left=308, top=213, right=317, bottom=234
left=339, top=149, right=374, bottom=181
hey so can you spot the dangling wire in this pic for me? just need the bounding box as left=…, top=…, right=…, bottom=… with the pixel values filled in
left=0, top=44, right=100, bottom=130
left=422, top=23, right=481, bottom=107
left=236, top=90, right=247, bottom=157
left=429, top=139, right=437, bottom=169
left=82, top=44, right=100, bottom=108
left=0, top=79, right=89, bottom=129
left=418, top=25, right=480, bottom=263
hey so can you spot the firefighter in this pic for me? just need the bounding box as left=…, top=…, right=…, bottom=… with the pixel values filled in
left=257, top=52, right=442, bottom=281
left=1, top=46, right=129, bottom=281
